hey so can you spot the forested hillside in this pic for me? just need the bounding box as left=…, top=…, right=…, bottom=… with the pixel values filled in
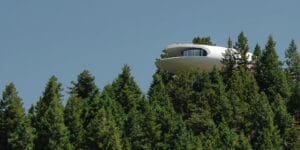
left=1, top=33, right=299, bottom=149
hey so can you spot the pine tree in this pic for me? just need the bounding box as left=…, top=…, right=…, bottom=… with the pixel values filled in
left=33, top=76, right=72, bottom=149
left=45, top=94, right=72, bottom=149
left=288, top=80, right=300, bottom=122
left=111, top=64, right=142, bottom=113
left=227, top=69, right=252, bottom=132
left=252, top=43, right=262, bottom=68
left=256, top=36, right=290, bottom=100
left=141, top=100, right=163, bottom=149
left=251, top=93, right=283, bottom=150
left=217, top=122, right=240, bottom=149
left=285, top=39, right=300, bottom=82
left=7, top=115, right=35, bottom=150
left=0, top=96, right=6, bottom=149
left=252, top=43, right=262, bottom=80
left=221, top=37, right=238, bottom=82
left=0, top=84, right=10, bottom=149
left=186, top=71, right=214, bottom=134
left=253, top=44, right=262, bottom=61
left=200, top=124, right=219, bottom=149
left=4, top=84, right=25, bottom=132
left=237, top=132, right=252, bottom=150
left=100, top=84, right=125, bottom=131
left=285, top=40, right=300, bottom=124
left=123, top=108, right=148, bottom=150
left=69, top=70, right=100, bottom=129
left=70, top=70, right=99, bottom=99
left=209, top=67, right=232, bottom=125
left=66, top=70, right=102, bottom=148
left=64, top=95, right=85, bottom=149
left=148, top=73, right=195, bottom=149
left=272, top=94, right=297, bottom=149
left=0, top=83, right=28, bottom=150
left=200, top=122, right=251, bottom=149
left=85, top=107, right=122, bottom=150
left=168, top=70, right=195, bottom=118
left=234, top=32, right=250, bottom=68
left=110, top=65, right=145, bottom=148
left=172, top=126, right=201, bottom=149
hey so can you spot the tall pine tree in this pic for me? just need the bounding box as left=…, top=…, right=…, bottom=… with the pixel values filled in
left=148, top=73, right=197, bottom=149
left=85, top=107, right=123, bottom=150
left=272, top=94, right=297, bottom=149
left=285, top=39, right=300, bottom=82
left=209, top=67, right=232, bottom=125
left=251, top=93, right=283, bottom=150
left=64, top=95, right=85, bottom=149
left=111, top=65, right=143, bottom=113
left=256, top=36, right=290, bottom=100
left=221, top=37, right=238, bottom=82
left=110, top=65, right=145, bottom=148
left=252, top=43, right=262, bottom=63
left=66, top=70, right=101, bottom=148
left=234, top=32, right=250, bottom=68
left=0, top=83, right=33, bottom=150
left=285, top=40, right=300, bottom=123
left=33, top=76, right=72, bottom=150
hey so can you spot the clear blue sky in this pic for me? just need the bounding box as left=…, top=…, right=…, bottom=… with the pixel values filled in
left=1, top=0, right=300, bottom=109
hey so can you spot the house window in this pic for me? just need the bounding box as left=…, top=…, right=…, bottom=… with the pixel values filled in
left=182, top=48, right=207, bottom=56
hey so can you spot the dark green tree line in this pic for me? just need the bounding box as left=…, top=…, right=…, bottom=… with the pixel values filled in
left=1, top=33, right=299, bottom=149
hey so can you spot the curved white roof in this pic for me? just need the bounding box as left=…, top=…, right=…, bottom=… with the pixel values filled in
left=156, top=43, right=253, bottom=73
left=163, top=43, right=227, bottom=59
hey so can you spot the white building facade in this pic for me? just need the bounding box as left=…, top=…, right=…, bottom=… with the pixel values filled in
left=155, top=43, right=252, bottom=73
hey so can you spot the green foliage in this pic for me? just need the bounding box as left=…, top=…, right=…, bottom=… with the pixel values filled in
left=192, top=36, right=215, bottom=45
left=252, top=43, right=262, bottom=63
left=249, top=93, right=282, bottom=149
left=186, top=71, right=214, bottom=134
left=285, top=40, right=300, bottom=124
left=217, top=123, right=240, bottom=149
left=111, top=64, right=142, bottom=113
left=110, top=65, right=148, bottom=148
left=285, top=39, right=300, bottom=82
left=227, top=69, right=254, bottom=132
left=70, top=70, right=99, bottom=99
left=66, top=70, right=102, bottom=149
left=0, top=83, right=30, bottom=150
left=8, top=115, right=35, bottom=150
left=64, top=96, right=85, bottom=149
left=2, top=33, right=299, bottom=149
left=2, top=83, right=25, bottom=133
left=272, top=94, right=298, bottom=149
left=234, top=32, right=250, bottom=68
left=208, top=67, right=232, bottom=124
left=237, top=132, right=252, bottom=150
left=288, top=80, right=300, bottom=122
left=85, top=107, right=122, bottom=150
left=45, top=95, right=72, bottom=149
left=33, top=76, right=72, bottom=150
left=168, top=70, right=195, bottom=117
left=221, top=37, right=238, bottom=81
left=256, top=36, right=290, bottom=100
left=200, top=123, right=246, bottom=149
left=100, top=84, right=125, bottom=130
left=148, top=72, right=196, bottom=149
left=123, top=108, right=147, bottom=149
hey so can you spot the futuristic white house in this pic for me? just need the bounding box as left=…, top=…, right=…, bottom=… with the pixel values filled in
left=155, top=43, right=252, bottom=73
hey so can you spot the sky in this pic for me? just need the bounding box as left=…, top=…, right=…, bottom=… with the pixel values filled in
left=1, top=0, right=300, bottom=109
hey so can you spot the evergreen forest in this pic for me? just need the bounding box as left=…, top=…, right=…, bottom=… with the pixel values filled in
left=1, top=32, right=300, bottom=149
